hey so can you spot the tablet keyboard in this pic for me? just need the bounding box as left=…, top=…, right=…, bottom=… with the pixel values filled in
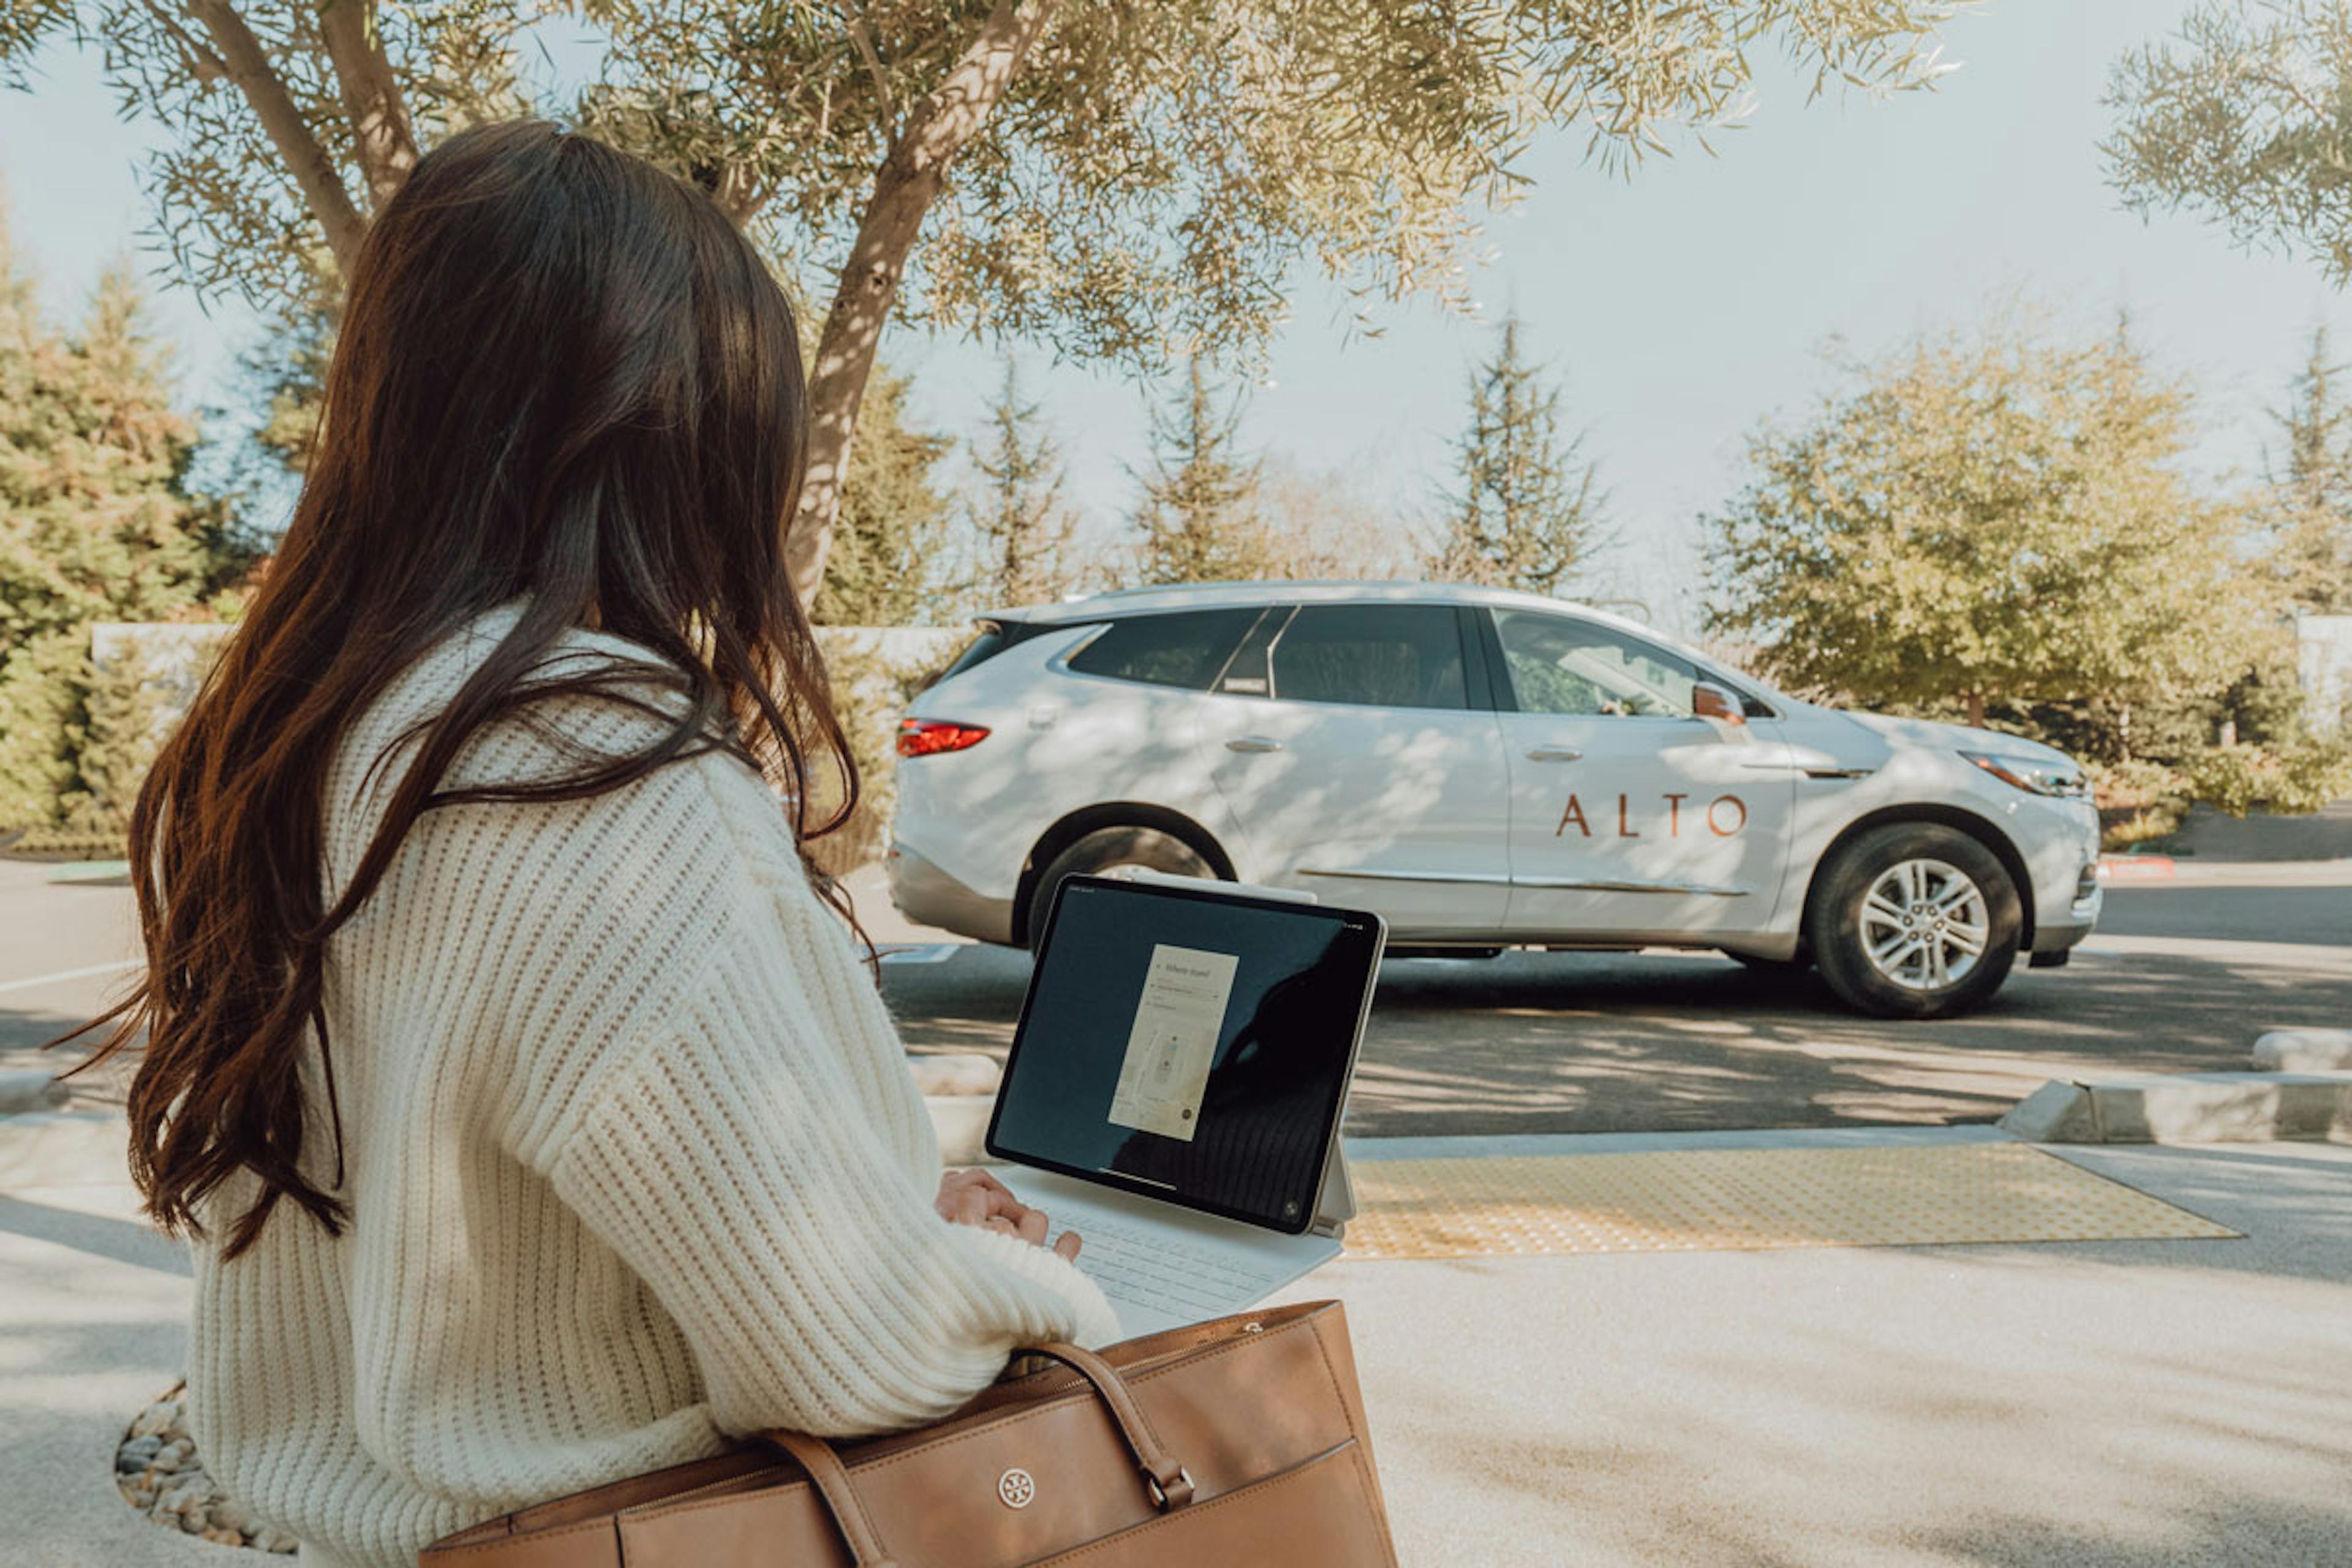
left=1069, top=1215, right=1292, bottom=1317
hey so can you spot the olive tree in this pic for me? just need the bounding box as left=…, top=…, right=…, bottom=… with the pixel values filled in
left=4, top=0, right=1967, bottom=607
left=1707, top=313, right=2270, bottom=736
left=2108, top=0, right=2352, bottom=283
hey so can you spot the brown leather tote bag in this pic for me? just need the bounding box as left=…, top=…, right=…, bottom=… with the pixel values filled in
left=419, top=1300, right=1395, bottom=1567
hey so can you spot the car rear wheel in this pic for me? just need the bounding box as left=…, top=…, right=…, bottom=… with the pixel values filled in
left=1024, top=826, right=1216, bottom=949
left=1809, top=823, right=2020, bottom=1019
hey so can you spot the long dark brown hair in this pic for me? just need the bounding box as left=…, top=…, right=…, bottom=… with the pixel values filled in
left=66, top=121, right=858, bottom=1259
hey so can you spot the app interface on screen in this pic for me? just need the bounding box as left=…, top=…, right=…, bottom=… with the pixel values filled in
left=995, top=883, right=1374, bottom=1232
left=1107, top=944, right=1236, bottom=1141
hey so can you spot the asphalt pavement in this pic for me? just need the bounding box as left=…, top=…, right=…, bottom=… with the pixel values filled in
left=8, top=858, right=2350, bottom=1137
left=870, top=860, right=2352, bottom=1137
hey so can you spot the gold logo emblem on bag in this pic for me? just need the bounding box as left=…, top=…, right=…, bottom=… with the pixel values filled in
left=998, top=1468, right=1036, bottom=1509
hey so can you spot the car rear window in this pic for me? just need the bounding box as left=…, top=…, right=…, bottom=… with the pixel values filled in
left=1064, top=608, right=1263, bottom=690
left=937, top=628, right=1009, bottom=682
left=1271, top=605, right=1468, bottom=709
left=930, top=619, right=1062, bottom=686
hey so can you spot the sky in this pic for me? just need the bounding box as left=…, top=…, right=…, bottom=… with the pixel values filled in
left=4, top=1, right=2348, bottom=638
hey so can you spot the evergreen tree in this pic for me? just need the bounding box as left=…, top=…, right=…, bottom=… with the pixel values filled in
left=965, top=358, right=1079, bottom=606
left=1131, top=362, right=1275, bottom=586
left=58, top=640, right=171, bottom=837
left=811, top=363, right=954, bottom=626
left=0, top=225, right=249, bottom=829
left=1430, top=314, right=1608, bottom=596
left=2266, top=323, right=2352, bottom=614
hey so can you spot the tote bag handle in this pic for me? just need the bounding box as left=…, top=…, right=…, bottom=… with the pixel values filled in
left=759, top=1340, right=1199, bottom=1566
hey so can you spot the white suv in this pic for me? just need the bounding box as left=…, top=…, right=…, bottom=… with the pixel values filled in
left=886, top=582, right=2103, bottom=1018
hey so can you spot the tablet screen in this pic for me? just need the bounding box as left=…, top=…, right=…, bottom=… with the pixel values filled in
left=985, top=876, right=1384, bottom=1234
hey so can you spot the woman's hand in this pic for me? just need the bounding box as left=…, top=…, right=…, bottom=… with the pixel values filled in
left=936, top=1167, right=1083, bottom=1261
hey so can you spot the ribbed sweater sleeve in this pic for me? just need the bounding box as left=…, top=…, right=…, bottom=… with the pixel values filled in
left=538, top=750, right=1121, bottom=1438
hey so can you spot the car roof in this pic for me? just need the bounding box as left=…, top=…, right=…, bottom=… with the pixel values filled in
left=984, top=579, right=1665, bottom=642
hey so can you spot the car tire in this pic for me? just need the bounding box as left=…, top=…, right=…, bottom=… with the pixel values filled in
left=1809, top=823, right=2021, bottom=1020
left=1025, top=826, right=1218, bottom=949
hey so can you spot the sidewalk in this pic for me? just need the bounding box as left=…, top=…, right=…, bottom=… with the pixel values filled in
left=4, top=1108, right=2347, bottom=1566
left=1281, top=1129, right=2352, bottom=1566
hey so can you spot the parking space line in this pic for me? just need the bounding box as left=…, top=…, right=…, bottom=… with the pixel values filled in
left=876, top=944, right=961, bottom=965
left=0, top=959, right=143, bottom=995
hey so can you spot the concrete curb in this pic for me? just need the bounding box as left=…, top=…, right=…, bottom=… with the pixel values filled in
left=905, top=1054, right=1001, bottom=1097
left=2253, top=1029, right=2352, bottom=1072
left=2000, top=1071, right=2352, bottom=1144
left=925, top=1096, right=998, bottom=1166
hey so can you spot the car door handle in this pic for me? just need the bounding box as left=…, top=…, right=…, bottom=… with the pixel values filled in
left=1525, top=746, right=1583, bottom=763
left=1225, top=736, right=1283, bottom=753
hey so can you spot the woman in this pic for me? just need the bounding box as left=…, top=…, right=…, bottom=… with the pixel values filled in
left=80, top=122, right=1118, bottom=1568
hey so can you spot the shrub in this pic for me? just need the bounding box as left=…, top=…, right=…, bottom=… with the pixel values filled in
left=2182, top=741, right=2352, bottom=818
left=805, top=635, right=954, bottom=879
left=2089, top=757, right=2190, bottom=848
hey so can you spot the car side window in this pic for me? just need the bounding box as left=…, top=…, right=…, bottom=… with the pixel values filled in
left=1494, top=610, right=1698, bottom=718
left=1270, top=605, right=1468, bottom=710
left=1064, top=608, right=1262, bottom=690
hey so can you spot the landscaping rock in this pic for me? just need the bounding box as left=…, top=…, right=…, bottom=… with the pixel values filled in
left=114, top=1384, right=296, bottom=1553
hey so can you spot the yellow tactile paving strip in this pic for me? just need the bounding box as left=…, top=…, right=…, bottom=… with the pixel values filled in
left=1343, top=1143, right=2239, bottom=1260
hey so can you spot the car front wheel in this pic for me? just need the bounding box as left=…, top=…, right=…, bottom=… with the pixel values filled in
left=1809, top=823, right=2021, bottom=1019
left=1024, top=825, right=1217, bottom=949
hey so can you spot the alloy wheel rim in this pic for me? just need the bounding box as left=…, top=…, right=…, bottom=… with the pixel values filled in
left=1858, top=858, right=1988, bottom=992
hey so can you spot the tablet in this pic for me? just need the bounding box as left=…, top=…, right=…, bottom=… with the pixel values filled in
left=984, top=874, right=1385, bottom=1235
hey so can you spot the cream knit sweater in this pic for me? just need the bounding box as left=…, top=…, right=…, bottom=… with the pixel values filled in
left=186, top=605, right=1119, bottom=1568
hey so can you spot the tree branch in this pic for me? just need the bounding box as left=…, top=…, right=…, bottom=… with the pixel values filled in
left=843, top=6, right=899, bottom=142
left=896, top=0, right=1055, bottom=176
left=713, top=164, right=769, bottom=225
left=141, top=0, right=228, bottom=83
left=182, top=0, right=367, bottom=273
left=317, top=0, right=418, bottom=213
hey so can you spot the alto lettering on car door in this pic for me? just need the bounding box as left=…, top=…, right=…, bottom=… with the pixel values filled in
left=1197, top=603, right=1510, bottom=940
left=1486, top=609, right=1795, bottom=940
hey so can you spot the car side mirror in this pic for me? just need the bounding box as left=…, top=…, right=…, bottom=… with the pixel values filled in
left=1692, top=682, right=1747, bottom=728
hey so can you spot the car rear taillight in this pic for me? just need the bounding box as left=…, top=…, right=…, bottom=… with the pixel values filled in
left=895, top=718, right=991, bottom=758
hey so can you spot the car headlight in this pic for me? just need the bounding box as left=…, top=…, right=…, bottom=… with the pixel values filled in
left=1961, top=750, right=2090, bottom=799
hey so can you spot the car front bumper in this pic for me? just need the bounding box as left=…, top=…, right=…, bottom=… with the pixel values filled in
left=2030, top=858, right=2103, bottom=954
left=886, top=839, right=1016, bottom=946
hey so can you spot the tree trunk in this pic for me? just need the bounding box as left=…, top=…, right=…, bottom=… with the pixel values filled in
left=785, top=0, right=1061, bottom=612
left=1964, top=692, right=1986, bottom=728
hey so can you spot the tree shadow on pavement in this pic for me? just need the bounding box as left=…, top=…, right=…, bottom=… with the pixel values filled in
left=882, top=940, right=2348, bottom=1136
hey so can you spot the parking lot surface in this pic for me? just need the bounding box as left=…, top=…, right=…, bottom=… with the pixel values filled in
left=869, top=861, right=2352, bottom=1137
left=7, top=859, right=2349, bottom=1137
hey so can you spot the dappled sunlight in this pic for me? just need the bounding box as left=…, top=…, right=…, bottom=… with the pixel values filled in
left=828, top=873, right=2352, bottom=1139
